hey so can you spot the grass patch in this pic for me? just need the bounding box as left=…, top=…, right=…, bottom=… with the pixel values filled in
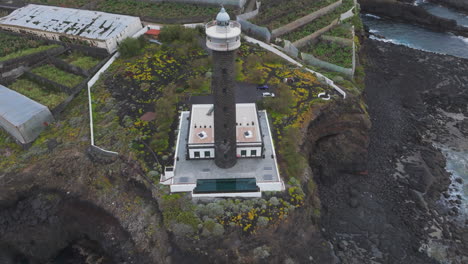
left=0, top=44, right=60, bottom=62
left=61, top=52, right=100, bottom=70
left=9, top=79, right=68, bottom=108
left=281, top=0, right=355, bottom=42
left=303, top=41, right=353, bottom=68
left=31, top=64, right=84, bottom=88
left=324, top=24, right=353, bottom=38
left=252, top=0, right=337, bottom=29
left=0, top=32, right=46, bottom=58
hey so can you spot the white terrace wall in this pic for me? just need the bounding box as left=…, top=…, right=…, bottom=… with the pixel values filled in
left=271, top=0, right=342, bottom=39
left=237, top=1, right=261, bottom=20
left=237, top=17, right=271, bottom=42
left=140, top=0, right=247, bottom=7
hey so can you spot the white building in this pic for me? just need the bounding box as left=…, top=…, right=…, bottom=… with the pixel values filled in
left=187, top=103, right=264, bottom=159
left=0, top=4, right=143, bottom=53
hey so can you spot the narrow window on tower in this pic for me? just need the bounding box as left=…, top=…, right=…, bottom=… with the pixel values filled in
left=222, top=68, right=227, bottom=74
left=222, top=88, right=226, bottom=93
left=223, top=107, right=227, bottom=112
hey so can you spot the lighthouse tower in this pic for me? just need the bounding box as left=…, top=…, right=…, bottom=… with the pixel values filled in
left=206, top=8, right=242, bottom=169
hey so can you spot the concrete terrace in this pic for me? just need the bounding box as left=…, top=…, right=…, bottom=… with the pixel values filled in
left=169, top=110, right=283, bottom=192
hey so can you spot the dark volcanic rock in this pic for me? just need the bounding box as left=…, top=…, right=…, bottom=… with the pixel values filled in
left=314, top=39, right=468, bottom=263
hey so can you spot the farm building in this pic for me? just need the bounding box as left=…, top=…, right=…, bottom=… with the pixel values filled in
left=0, top=4, right=143, bottom=53
left=0, top=85, right=54, bottom=145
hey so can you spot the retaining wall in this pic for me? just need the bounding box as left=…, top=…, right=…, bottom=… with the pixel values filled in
left=320, top=35, right=353, bottom=46
left=237, top=1, right=261, bottom=20
left=292, top=18, right=339, bottom=48
left=271, top=0, right=342, bottom=39
left=48, top=57, right=90, bottom=77
left=23, top=71, right=72, bottom=95
left=282, top=40, right=299, bottom=58
left=302, top=52, right=353, bottom=77
left=237, top=17, right=271, bottom=42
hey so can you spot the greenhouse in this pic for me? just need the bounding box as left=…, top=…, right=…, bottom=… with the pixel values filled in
left=0, top=85, right=54, bottom=144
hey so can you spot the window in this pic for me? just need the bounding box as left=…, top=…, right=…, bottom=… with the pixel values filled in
left=204, top=151, right=211, bottom=157
left=251, top=150, right=257, bottom=156
left=194, top=151, right=200, bottom=158
left=223, top=107, right=227, bottom=112
left=222, top=68, right=227, bottom=74
left=241, top=150, right=247, bottom=157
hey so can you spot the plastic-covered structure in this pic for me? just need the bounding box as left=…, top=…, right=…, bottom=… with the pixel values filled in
left=0, top=85, right=54, bottom=144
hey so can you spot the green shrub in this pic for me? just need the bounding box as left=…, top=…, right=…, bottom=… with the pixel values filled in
left=118, top=37, right=146, bottom=58
left=280, top=127, right=307, bottom=179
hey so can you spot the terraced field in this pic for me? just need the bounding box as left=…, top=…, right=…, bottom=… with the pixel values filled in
left=60, top=52, right=100, bottom=70
left=9, top=78, right=68, bottom=108
left=31, top=64, right=84, bottom=88
left=0, top=32, right=59, bottom=62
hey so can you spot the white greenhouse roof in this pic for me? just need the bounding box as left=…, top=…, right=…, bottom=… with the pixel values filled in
left=0, top=4, right=141, bottom=41
left=0, top=84, right=50, bottom=126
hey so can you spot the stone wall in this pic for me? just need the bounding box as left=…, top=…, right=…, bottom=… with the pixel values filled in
left=23, top=71, right=72, bottom=95
left=48, top=57, right=89, bottom=77
left=271, top=0, right=342, bottom=39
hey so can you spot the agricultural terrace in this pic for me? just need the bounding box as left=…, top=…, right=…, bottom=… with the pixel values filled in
left=251, top=0, right=337, bottom=29
left=281, top=0, right=355, bottom=42
left=303, top=41, right=353, bottom=68
left=59, top=51, right=101, bottom=70
left=9, top=78, right=68, bottom=109
left=31, top=64, right=84, bottom=88
left=0, top=32, right=59, bottom=62
left=28, top=0, right=223, bottom=20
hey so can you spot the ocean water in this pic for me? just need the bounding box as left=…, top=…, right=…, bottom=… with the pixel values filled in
left=416, top=0, right=468, bottom=27
left=362, top=6, right=468, bottom=220
left=438, top=147, right=468, bottom=217
left=362, top=15, right=468, bottom=59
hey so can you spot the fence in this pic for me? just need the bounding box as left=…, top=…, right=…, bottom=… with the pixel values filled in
left=271, top=0, right=342, bottom=39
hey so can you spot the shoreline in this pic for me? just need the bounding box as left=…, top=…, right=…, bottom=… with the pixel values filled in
left=316, top=38, right=468, bottom=263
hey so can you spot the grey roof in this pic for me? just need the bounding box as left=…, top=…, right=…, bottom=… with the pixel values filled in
left=0, top=84, right=50, bottom=126
left=0, top=4, right=141, bottom=41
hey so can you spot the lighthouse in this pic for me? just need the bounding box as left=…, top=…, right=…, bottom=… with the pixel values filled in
left=205, top=7, right=242, bottom=169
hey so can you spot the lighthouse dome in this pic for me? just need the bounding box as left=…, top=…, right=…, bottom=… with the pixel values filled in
left=216, top=7, right=230, bottom=26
